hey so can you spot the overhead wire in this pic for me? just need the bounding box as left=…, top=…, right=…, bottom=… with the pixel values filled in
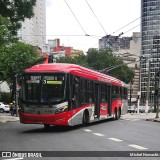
left=84, top=0, right=107, bottom=35
left=63, top=0, right=89, bottom=36
left=112, top=17, right=140, bottom=35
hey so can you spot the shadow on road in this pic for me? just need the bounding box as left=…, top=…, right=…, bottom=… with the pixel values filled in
left=21, top=118, right=114, bottom=134
left=21, top=125, right=82, bottom=134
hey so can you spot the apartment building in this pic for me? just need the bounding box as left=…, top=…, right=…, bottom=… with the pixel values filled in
left=18, top=0, right=46, bottom=49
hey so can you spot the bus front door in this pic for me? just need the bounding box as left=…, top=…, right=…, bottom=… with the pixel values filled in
left=107, top=85, right=112, bottom=116
left=94, top=83, right=100, bottom=119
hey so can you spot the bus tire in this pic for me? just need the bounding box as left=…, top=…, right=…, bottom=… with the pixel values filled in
left=113, top=108, right=118, bottom=120
left=44, top=124, right=50, bottom=130
left=117, top=108, right=121, bottom=120
left=82, top=110, right=89, bottom=126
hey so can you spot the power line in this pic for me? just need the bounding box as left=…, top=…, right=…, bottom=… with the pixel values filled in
left=112, top=17, right=140, bottom=35
left=63, top=0, right=88, bottom=36
left=21, top=34, right=99, bottom=37
left=85, top=0, right=107, bottom=35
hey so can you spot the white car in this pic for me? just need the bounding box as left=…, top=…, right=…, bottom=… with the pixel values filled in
left=0, top=102, right=10, bottom=113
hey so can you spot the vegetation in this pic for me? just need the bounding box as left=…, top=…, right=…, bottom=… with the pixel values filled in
left=57, top=48, right=135, bottom=84
left=0, top=0, right=36, bottom=35
left=0, top=0, right=40, bottom=101
left=0, top=92, right=11, bottom=103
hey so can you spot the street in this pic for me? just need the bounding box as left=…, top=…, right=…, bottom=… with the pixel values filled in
left=0, top=114, right=160, bottom=160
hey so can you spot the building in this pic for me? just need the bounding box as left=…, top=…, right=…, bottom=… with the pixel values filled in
left=48, top=39, right=72, bottom=57
left=141, top=0, right=160, bottom=105
left=99, top=32, right=141, bottom=104
left=48, top=39, right=84, bottom=61
left=18, top=0, right=46, bottom=49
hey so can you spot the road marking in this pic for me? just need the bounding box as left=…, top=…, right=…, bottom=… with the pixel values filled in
left=84, top=129, right=92, bottom=132
left=108, top=138, right=123, bottom=142
left=2, top=158, right=23, bottom=160
left=93, top=133, right=105, bottom=136
left=128, top=144, right=148, bottom=150
left=123, top=119, right=140, bottom=121
left=131, top=119, right=139, bottom=121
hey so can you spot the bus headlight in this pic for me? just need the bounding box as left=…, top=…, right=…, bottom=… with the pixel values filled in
left=55, top=106, right=68, bottom=114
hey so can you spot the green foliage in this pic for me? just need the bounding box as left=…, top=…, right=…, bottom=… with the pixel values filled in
left=0, top=0, right=36, bottom=35
left=57, top=48, right=135, bottom=84
left=0, top=16, right=16, bottom=46
left=0, top=92, right=11, bottom=103
left=57, top=55, right=89, bottom=68
left=0, top=42, right=39, bottom=83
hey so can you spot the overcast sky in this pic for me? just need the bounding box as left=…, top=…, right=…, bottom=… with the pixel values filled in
left=46, top=0, right=140, bottom=52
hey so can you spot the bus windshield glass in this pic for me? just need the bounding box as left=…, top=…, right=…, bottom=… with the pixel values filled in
left=22, top=73, right=66, bottom=103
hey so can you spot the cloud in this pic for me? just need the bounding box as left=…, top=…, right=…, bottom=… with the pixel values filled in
left=46, top=0, right=53, bottom=7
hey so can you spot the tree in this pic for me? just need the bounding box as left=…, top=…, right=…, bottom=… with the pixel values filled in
left=57, top=55, right=89, bottom=68
left=0, top=41, right=40, bottom=100
left=0, top=0, right=36, bottom=35
left=57, top=48, right=134, bottom=84
left=0, top=16, right=16, bottom=46
left=0, top=41, right=39, bottom=82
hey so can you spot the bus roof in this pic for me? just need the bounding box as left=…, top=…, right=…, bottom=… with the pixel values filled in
left=25, top=63, right=127, bottom=87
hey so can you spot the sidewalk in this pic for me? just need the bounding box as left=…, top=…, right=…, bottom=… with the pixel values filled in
left=0, top=115, right=19, bottom=123
left=121, top=112, right=160, bottom=122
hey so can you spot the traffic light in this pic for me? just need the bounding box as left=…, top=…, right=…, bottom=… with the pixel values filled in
left=48, top=54, right=54, bottom=63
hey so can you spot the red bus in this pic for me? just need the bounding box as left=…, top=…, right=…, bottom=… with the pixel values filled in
left=19, top=63, right=128, bottom=128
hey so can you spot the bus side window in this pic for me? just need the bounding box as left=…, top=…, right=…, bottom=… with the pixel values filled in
left=72, top=76, right=79, bottom=108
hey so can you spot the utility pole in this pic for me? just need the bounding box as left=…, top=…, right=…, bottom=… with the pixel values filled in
left=156, top=70, right=160, bottom=118
left=15, top=74, right=18, bottom=117
left=145, top=59, right=151, bottom=113
left=130, top=82, right=132, bottom=106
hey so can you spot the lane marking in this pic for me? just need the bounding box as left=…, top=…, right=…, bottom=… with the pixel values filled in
left=84, top=129, right=92, bottom=132
left=123, top=119, right=140, bottom=121
left=129, top=144, right=148, bottom=150
left=93, top=133, right=105, bottom=136
left=108, top=138, right=123, bottom=142
left=2, top=158, right=23, bottom=160
left=131, top=119, right=139, bottom=121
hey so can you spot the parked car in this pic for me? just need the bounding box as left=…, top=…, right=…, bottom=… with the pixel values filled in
left=127, top=106, right=136, bottom=113
left=135, top=106, right=154, bottom=113
left=135, top=106, right=145, bottom=113
left=0, top=102, right=10, bottom=113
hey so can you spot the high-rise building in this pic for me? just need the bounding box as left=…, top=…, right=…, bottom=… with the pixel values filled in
left=18, top=0, right=46, bottom=49
left=141, top=0, right=160, bottom=105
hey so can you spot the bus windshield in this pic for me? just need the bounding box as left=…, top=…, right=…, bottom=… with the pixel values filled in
left=22, top=73, right=66, bottom=103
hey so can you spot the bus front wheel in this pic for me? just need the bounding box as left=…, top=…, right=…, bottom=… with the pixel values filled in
left=44, top=124, right=50, bottom=129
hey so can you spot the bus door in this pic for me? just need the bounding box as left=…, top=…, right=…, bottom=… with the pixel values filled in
left=107, top=85, right=112, bottom=116
left=94, top=82, right=100, bottom=118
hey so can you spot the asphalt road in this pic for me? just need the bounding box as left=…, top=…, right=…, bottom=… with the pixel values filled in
left=0, top=117, right=160, bottom=160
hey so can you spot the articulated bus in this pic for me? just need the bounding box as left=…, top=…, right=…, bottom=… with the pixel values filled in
left=19, top=63, right=128, bottom=128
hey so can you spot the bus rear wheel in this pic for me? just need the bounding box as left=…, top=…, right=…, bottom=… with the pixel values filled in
left=113, top=108, right=118, bottom=120
left=117, top=108, right=121, bottom=119
left=82, top=110, right=89, bottom=126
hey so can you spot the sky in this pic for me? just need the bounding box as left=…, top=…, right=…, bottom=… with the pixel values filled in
left=46, top=0, right=141, bottom=52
